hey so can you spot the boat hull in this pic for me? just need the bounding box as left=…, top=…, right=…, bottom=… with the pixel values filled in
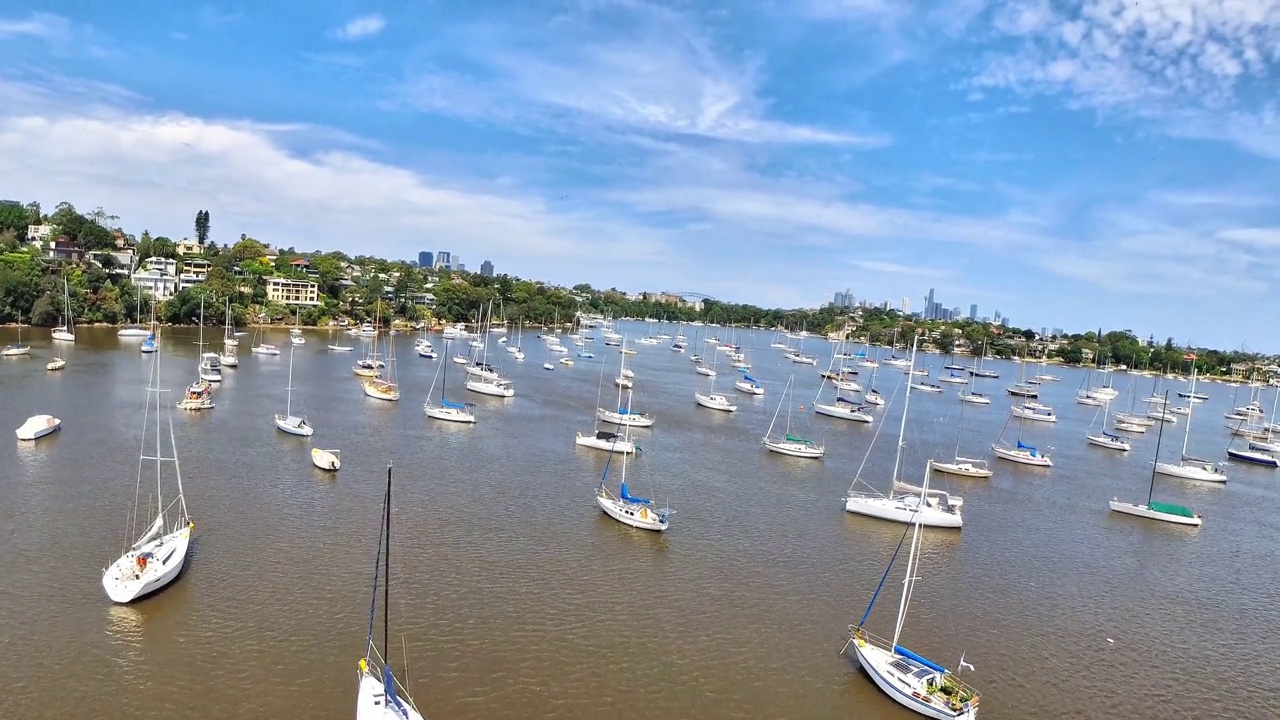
left=597, top=409, right=655, bottom=427
left=1086, top=434, right=1130, bottom=451
left=991, top=445, right=1052, bottom=466
left=1153, top=461, right=1226, bottom=482
left=363, top=381, right=401, bottom=401
left=424, top=405, right=477, bottom=423
left=761, top=438, right=824, bottom=458
left=694, top=393, right=737, bottom=412
left=274, top=414, right=315, bottom=436
left=596, top=493, right=668, bottom=531
left=102, top=526, right=191, bottom=603
left=844, top=495, right=962, bottom=528
left=356, top=669, right=425, bottom=720
left=1108, top=500, right=1203, bottom=526
left=734, top=381, right=764, bottom=395
left=851, top=638, right=977, bottom=720
left=576, top=434, right=637, bottom=453
left=15, top=415, right=61, bottom=441
left=311, top=448, right=341, bottom=471
left=813, top=403, right=872, bottom=423
left=932, top=461, right=992, bottom=478
left=466, top=380, right=515, bottom=397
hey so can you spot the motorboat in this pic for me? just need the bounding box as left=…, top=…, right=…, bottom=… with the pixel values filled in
left=15, top=414, right=61, bottom=441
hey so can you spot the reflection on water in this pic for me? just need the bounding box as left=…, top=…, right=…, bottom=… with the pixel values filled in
left=106, top=605, right=145, bottom=649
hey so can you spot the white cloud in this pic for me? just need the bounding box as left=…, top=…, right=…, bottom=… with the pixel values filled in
left=396, top=5, right=881, bottom=146
left=331, top=14, right=386, bottom=41
left=0, top=12, right=69, bottom=39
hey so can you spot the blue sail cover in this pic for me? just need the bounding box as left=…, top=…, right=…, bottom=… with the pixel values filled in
left=1016, top=440, right=1039, bottom=456
left=855, top=352, right=867, bottom=358
left=619, top=481, right=652, bottom=505
left=894, top=645, right=947, bottom=674
left=836, top=396, right=856, bottom=404
left=743, top=374, right=758, bottom=383
left=383, top=665, right=409, bottom=716
left=443, top=399, right=467, bottom=409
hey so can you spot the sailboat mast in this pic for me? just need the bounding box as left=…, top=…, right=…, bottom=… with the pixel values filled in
left=384, top=464, right=392, bottom=662
left=285, top=344, right=294, bottom=416
left=889, top=333, right=920, bottom=486
left=892, top=463, right=929, bottom=648
left=440, top=340, right=448, bottom=403
left=1181, top=364, right=1197, bottom=457
left=1147, top=391, right=1170, bottom=506
left=154, top=327, right=164, bottom=521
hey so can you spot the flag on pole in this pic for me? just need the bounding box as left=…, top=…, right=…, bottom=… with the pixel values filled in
left=958, top=652, right=975, bottom=672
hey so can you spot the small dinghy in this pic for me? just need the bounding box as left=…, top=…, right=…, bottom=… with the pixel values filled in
left=311, top=448, right=341, bottom=471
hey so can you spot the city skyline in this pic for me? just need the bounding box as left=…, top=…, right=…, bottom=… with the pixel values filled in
left=0, top=4, right=1276, bottom=349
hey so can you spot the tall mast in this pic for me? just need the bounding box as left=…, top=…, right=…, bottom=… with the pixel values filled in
left=889, top=332, right=919, bottom=487
left=892, top=462, right=929, bottom=648
left=440, top=340, right=448, bottom=403
left=1147, top=391, right=1169, bottom=506
left=383, top=464, right=391, bottom=661
left=1181, top=363, right=1196, bottom=458
left=285, top=344, right=294, bottom=416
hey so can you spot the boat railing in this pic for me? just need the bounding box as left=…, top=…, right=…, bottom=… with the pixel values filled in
left=847, top=626, right=982, bottom=703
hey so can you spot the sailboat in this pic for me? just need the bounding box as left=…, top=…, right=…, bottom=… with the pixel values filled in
left=933, top=394, right=994, bottom=478
left=1085, top=399, right=1130, bottom=451
left=578, top=354, right=636, bottom=451
left=812, top=361, right=873, bottom=423
left=179, top=298, right=216, bottom=411
left=734, top=371, right=765, bottom=395
left=465, top=302, right=515, bottom=397
left=991, top=413, right=1051, bottom=466
left=2, top=312, right=30, bottom=356
left=274, top=343, right=314, bottom=435
left=102, top=330, right=195, bottom=603
left=957, top=349, right=989, bottom=405
left=863, top=361, right=885, bottom=406
left=355, top=465, right=426, bottom=720
left=423, top=340, right=476, bottom=423
left=51, top=278, right=75, bottom=342
left=195, top=296, right=222, bottom=383
left=290, top=307, right=305, bottom=345
left=219, top=298, right=239, bottom=367
left=250, top=320, right=280, bottom=355
left=117, top=292, right=151, bottom=337
left=1109, top=391, right=1203, bottom=526
left=761, top=375, right=824, bottom=458
left=842, top=462, right=981, bottom=718
left=595, top=409, right=672, bottom=531
left=597, top=342, right=655, bottom=427
left=694, top=347, right=737, bottom=412
left=1152, top=364, right=1224, bottom=482
left=363, top=329, right=401, bottom=401
left=845, top=334, right=964, bottom=528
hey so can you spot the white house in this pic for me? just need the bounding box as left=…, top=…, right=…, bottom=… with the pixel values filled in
left=132, top=257, right=179, bottom=300
left=178, top=258, right=212, bottom=290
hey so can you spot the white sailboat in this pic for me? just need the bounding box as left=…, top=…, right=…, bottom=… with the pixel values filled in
left=933, top=395, right=994, bottom=479
left=1085, top=399, right=1130, bottom=452
left=957, top=350, right=990, bottom=405
left=355, top=465, right=426, bottom=720
left=843, top=461, right=980, bottom=718
left=578, top=354, right=636, bottom=451
left=694, top=348, right=737, bottom=412
left=761, top=375, right=824, bottom=458
left=117, top=292, right=152, bottom=337
left=3, top=313, right=31, bottom=356
left=1110, top=391, right=1203, bottom=526
left=597, top=344, right=655, bottom=427
left=465, top=302, right=515, bottom=397
left=178, top=298, right=216, bottom=411
left=991, top=413, right=1051, bottom=467
left=250, top=321, right=280, bottom=355
left=812, top=364, right=873, bottom=423
left=1153, top=363, right=1226, bottom=482
left=274, top=343, right=314, bottom=436
left=363, top=330, right=401, bottom=401
left=845, top=334, right=964, bottom=528
left=51, top=278, right=75, bottom=342
left=102, top=334, right=194, bottom=603
left=594, top=413, right=671, bottom=531
left=734, top=372, right=765, bottom=395
left=290, top=307, right=305, bottom=345
left=424, top=340, right=477, bottom=423
left=219, top=298, right=239, bottom=367
left=194, top=296, right=222, bottom=383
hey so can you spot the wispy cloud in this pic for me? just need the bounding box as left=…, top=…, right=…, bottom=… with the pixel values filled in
left=395, top=4, right=884, bottom=146
left=331, top=14, right=386, bottom=41
left=0, top=12, right=69, bottom=39
left=853, top=260, right=953, bottom=278
left=197, top=5, right=243, bottom=26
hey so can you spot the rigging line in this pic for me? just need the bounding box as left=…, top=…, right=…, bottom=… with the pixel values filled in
left=364, top=480, right=388, bottom=658
left=857, top=513, right=915, bottom=629
left=847, top=375, right=904, bottom=495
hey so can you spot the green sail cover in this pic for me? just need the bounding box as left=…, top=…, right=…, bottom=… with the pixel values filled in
left=1148, top=501, right=1196, bottom=518
left=784, top=433, right=813, bottom=444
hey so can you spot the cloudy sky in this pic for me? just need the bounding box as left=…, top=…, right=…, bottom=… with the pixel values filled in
left=0, top=2, right=1277, bottom=348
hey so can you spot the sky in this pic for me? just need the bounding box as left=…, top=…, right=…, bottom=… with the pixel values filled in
left=0, top=1, right=1278, bottom=350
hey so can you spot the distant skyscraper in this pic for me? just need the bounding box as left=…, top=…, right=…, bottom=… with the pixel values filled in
left=434, top=251, right=452, bottom=270
left=418, top=251, right=433, bottom=269
left=480, top=259, right=494, bottom=277
left=901, top=297, right=910, bottom=314
left=969, top=304, right=978, bottom=319
left=457, top=263, right=466, bottom=272
left=925, top=288, right=935, bottom=319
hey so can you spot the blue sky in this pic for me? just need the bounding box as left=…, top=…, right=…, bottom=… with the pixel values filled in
left=0, top=1, right=1278, bottom=349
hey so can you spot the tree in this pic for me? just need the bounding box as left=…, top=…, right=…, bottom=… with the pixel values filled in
left=25, top=201, right=41, bottom=226
left=0, top=202, right=29, bottom=239
left=195, top=210, right=210, bottom=246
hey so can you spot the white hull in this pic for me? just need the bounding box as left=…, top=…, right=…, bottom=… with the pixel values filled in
left=274, top=414, right=315, bottom=436
left=1086, top=434, right=1130, bottom=451
left=102, top=525, right=191, bottom=603
left=1108, top=500, right=1203, bottom=526
left=363, top=381, right=401, bottom=401
left=851, top=638, right=977, bottom=720
left=466, top=380, right=515, bottom=397
left=1, top=346, right=30, bottom=356
left=614, top=377, right=634, bottom=389
left=761, top=438, right=824, bottom=458
left=813, top=403, right=873, bottom=423
left=356, top=669, right=425, bottom=720
left=932, top=460, right=992, bottom=478
left=597, top=409, right=655, bottom=427
left=844, top=495, right=962, bottom=528
left=991, top=445, right=1052, bottom=466
left=1153, top=461, right=1226, bottom=483
left=958, top=394, right=990, bottom=405
left=694, top=392, right=737, bottom=412
left=734, top=380, right=764, bottom=395
left=596, top=492, right=668, bottom=531
left=199, top=370, right=222, bottom=382
left=864, top=392, right=885, bottom=406
left=219, top=354, right=238, bottom=367
left=51, top=331, right=75, bottom=342
left=424, top=404, right=477, bottom=423
left=251, top=345, right=280, bottom=355
left=1010, top=407, right=1056, bottom=422
left=15, top=414, right=61, bottom=440
left=117, top=328, right=151, bottom=337
left=176, top=398, right=215, bottom=410
left=695, top=366, right=716, bottom=376
left=46, top=359, right=66, bottom=371
left=575, top=433, right=637, bottom=453
left=328, top=344, right=354, bottom=351
left=311, top=448, right=341, bottom=471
